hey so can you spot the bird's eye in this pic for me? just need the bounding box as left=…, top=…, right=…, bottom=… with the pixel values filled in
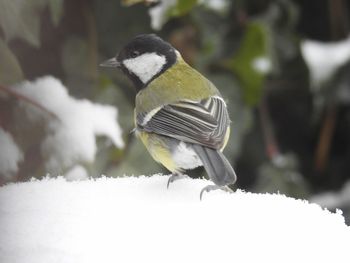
left=131, top=50, right=140, bottom=58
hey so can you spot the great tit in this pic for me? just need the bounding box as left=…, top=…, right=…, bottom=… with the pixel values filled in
left=101, top=34, right=236, bottom=198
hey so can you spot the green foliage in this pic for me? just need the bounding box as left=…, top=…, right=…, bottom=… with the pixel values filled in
left=224, top=22, right=272, bottom=106
left=0, top=39, right=23, bottom=85
left=0, top=0, right=64, bottom=86
left=62, top=36, right=96, bottom=86
left=49, top=0, right=64, bottom=26
left=255, top=154, right=309, bottom=198
left=0, top=0, right=63, bottom=47
left=121, top=0, right=158, bottom=6
left=0, top=0, right=43, bottom=47
left=97, top=75, right=134, bottom=132
left=108, top=138, right=164, bottom=178
left=168, top=0, right=198, bottom=17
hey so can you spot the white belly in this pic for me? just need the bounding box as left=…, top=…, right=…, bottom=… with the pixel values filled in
left=172, top=142, right=202, bottom=170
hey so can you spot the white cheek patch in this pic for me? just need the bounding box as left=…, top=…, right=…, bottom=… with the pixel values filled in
left=123, top=52, right=167, bottom=84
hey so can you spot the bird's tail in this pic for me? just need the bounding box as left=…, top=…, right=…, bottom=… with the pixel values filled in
left=192, top=144, right=237, bottom=186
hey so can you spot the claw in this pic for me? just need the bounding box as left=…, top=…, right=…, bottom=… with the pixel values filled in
left=200, top=185, right=233, bottom=200
left=167, top=173, right=187, bottom=189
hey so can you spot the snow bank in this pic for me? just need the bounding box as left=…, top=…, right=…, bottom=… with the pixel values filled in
left=0, top=175, right=349, bottom=263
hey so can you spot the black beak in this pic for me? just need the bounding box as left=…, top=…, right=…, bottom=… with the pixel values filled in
left=100, top=57, right=121, bottom=68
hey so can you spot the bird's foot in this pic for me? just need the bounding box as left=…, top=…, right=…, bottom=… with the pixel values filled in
left=200, top=185, right=233, bottom=200
left=167, top=173, right=188, bottom=189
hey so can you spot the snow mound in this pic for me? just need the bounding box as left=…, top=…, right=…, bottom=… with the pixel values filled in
left=0, top=175, right=349, bottom=263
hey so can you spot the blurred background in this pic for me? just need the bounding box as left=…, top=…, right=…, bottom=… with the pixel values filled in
left=0, top=0, right=350, bottom=222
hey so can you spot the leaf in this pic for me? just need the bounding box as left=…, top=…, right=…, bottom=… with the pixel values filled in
left=121, top=0, right=158, bottom=6
left=255, top=154, right=310, bottom=198
left=61, top=36, right=91, bottom=79
left=0, top=39, right=23, bottom=85
left=0, top=0, right=47, bottom=47
left=168, top=0, right=198, bottom=17
left=224, top=22, right=273, bottom=106
left=107, top=138, right=164, bottom=178
left=149, top=0, right=198, bottom=30
left=97, top=75, right=134, bottom=130
left=48, top=0, right=64, bottom=26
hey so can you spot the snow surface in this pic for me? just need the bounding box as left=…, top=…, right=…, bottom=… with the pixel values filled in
left=12, top=76, right=124, bottom=173
left=0, top=175, right=349, bottom=263
left=0, top=128, right=23, bottom=178
left=301, top=35, right=350, bottom=86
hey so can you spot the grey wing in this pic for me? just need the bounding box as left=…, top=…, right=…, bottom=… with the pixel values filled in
left=136, top=96, right=230, bottom=149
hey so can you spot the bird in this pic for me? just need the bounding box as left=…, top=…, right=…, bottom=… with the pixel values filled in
left=100, top=34, right=236, bottom=199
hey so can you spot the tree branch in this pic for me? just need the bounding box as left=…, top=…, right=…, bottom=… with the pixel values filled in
left=0, top=84, right=59, bottom=120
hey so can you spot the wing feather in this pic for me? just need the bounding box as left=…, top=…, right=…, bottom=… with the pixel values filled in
left=137, top=97, right=230, bottom=149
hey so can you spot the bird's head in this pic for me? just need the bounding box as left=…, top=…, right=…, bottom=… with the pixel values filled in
left=100, top=34, right=177, bottom=90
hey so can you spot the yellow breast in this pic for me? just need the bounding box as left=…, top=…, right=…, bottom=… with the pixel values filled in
left=136, top=125, right=230, bottom=173
left=137, top=131, right=178, bottom=172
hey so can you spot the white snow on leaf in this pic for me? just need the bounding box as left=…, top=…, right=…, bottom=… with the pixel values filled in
left=200, top=0, right=230, bottom=12
left=12, top=76, right=124, bottom=173
left=148, top=0, right=177, bottom=30
left=301, top=35, right=350, bottom=86
left=0, top=175, right=349, bottom=263
left=252, top=56, right=272, bottom=74
left=0, top=128, right=23, bottom=179
left=311, top=180, right=350, bottom=210
left=148, top=0, right=230, bottom=30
